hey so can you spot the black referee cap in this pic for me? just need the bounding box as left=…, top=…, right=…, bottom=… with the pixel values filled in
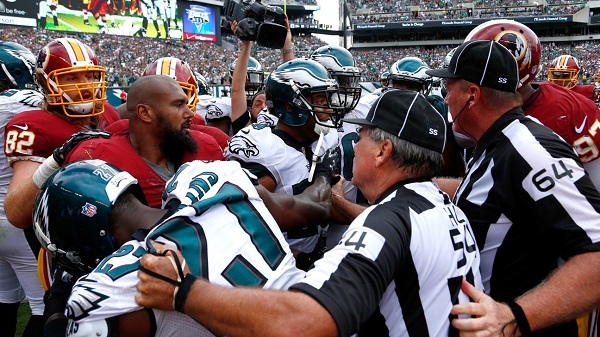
left=426, top=40, right=519, bottom=92
left=343, top=89, right=446, bottom=153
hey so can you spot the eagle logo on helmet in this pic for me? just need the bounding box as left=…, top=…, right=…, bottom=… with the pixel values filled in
left=228, top=135, right=259, bottom=158
left=495, top=31, right=534, bottom=75
left=271, top=67, right=337, bottom=91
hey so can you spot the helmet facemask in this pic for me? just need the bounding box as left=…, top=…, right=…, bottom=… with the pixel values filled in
left=291, top=80, right=344, bottom=130
left=330, top=68, right=361, bottom=112
left=42, top=64, right=107, bottom=118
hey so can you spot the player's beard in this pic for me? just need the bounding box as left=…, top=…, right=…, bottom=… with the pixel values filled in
left=157, top=114, right=198, bottom=165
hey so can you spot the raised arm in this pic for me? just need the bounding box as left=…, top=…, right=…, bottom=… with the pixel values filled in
left=230, top=21, right=253, bottom=128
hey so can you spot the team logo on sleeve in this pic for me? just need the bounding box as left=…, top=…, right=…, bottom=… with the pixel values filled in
left=228, top=135, right=259, bottom=158
left=206, top=104, right=225, bottom=118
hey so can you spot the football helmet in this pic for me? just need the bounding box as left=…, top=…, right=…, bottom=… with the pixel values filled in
left=33, top=160, right=146, bottom=277
left=465, top=19, right=541, bottom=87
left=0, top=41, right=37, bottom=90
left=594, top=70, right=600, bottom=84
left=443, top=47, right=458, bottom=69
left=36, top=38, right=107, bottom=117
left=547, top=55, right=580, bottom=89
left=143, top=57, right=199, bottom=112
left=265, top=58, right=344, bottom=128
left=380, top=71, right=389, bottom=87
left=388, top=57, right=433, bottom=94
left=309, top=45, right=362, bottom=111
left=229, top=56, right=264, bottom=102
left=194, top=71, right=211, bottom=96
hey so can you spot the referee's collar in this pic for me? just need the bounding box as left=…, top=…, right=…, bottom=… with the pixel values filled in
left=472, top=106, right=525, bottom=161
left=374, top=176, right=432, bottom=204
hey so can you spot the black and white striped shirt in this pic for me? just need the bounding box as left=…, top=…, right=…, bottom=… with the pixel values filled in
left=455, top=107, right=600, bottom=336
left=292, top=179, right=482, bottom=337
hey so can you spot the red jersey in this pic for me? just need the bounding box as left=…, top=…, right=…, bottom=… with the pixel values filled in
left=571, top=84, right=600, bottom=103
left=191, top=124, right=230, bottom=150
left=64, top=129, right=224, bottom=207
left=525, top=82, right=600, bottom=163
left=5, top=107, right=118, bottom=166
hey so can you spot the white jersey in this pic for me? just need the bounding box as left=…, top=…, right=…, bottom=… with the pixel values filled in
left=0, top=89, right=43, bottom=220
left=66, top=161, right=304, bottom=336
left=226, top=124, right=338, bottom=253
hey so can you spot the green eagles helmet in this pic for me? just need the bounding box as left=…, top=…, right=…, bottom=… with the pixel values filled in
left=310, top=45, right=362, bottom=112
left=33, top=159, right=146, bottom=277
left=229, top=56, right=265, bottom=102
left=388, top=57, right=433, bottom=94
left=194, top=71, right=211, bottom=96
left=0, top=41, right=37, bottom=90
left=265, top=58, right=344, bottom=128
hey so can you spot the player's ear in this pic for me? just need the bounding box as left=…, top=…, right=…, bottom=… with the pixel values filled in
left=136, top=103, right=153, bottom=123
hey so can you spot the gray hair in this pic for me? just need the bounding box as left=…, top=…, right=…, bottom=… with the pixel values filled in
left=366, top=127, right=443, bottom=178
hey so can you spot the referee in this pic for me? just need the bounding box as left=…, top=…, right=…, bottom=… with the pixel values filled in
left=135, top=89, right=484, bottom=337
left=427, top=40, right=600, bottom=336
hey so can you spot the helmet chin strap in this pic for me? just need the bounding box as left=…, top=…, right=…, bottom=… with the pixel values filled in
left=308, top=130, right=325, bottom=183
left=314, top=122, right=330, bottom=136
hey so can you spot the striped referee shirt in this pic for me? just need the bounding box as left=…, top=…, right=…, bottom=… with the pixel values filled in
left=291, top=178, right=482, bottom=337
left=454, top=107, right=600, bottom=336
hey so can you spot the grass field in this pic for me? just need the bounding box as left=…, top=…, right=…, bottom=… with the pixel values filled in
left=16, top=302, right=31, bottom=337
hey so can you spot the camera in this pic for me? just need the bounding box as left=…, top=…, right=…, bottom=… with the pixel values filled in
left=221, top=0, right=287, bottom=49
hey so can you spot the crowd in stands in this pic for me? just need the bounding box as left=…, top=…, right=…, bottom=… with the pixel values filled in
left=349, top=0, right=586, bottom=23
left=2, top=25, right=600, bottom=86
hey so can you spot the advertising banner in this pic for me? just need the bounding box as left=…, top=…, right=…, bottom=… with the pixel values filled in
left=0, top=0, right=37, bottom=27
left=182, top=2, right=219, bottom=42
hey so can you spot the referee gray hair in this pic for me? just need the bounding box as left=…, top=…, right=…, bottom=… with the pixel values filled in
left=366, top=127, right=443, bottom=178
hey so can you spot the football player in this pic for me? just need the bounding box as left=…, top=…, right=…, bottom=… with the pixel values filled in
left=0, top=41, right=46, bottom=337
left=547, top=54, right=600, bottom=103
left=38, top=0, right=60, bottom=28
left=308, top=45, right=365, bottom=248
left=137, top=57, right=230, bottom=149
left=465, top=19, right=600, bottom=190
left=33, top=159, right=305, bottom=336
left=226, top=58, right=343, bottom=270
left=64, top=75, right=225, bottom=208
left=213, top=19, right=294, bottom=136
left=388, top=56, right=466, bottom=177
left=4, top=37, right=120, bottom=231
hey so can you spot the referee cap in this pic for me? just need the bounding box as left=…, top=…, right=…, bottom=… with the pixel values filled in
left=426, top=40, right=519, bottom=92
left=343, top=89, right=446, bottom=153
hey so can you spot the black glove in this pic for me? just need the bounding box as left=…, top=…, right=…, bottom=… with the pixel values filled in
left=295, top=227, right=328, bottom=271
left=53, top=129, right=111, bottom=166
left=314, top=147, right=341, bottom=185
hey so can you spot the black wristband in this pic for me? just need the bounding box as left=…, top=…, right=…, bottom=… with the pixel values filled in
left=174, top=273, right=197, bottom=313
left=507, top=301, right=531, bottom=336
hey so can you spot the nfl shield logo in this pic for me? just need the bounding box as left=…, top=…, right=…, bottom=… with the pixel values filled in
left=81, top=203, right=97, bottom=217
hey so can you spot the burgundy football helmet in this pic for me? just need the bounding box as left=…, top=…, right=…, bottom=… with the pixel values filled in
left=465, top=19, right=541, bottom=87
left=143, top=57, right=199, bottom=112
left=36, top=38, right=107, bottom=117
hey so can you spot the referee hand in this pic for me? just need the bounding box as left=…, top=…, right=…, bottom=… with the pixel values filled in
left=136, top=242, right=190, bottom=311
left=450, top=279, right=516, bottom=337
